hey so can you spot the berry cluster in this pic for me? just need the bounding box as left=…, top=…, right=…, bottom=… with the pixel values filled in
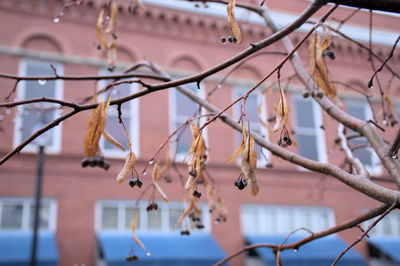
left=192, top=188, right=202, bottom=198
left=277, top=135, right=292, bottom=146
left=189, top=212, right=204, bottom=229
left=128, top=177, right=143, bottom=188
left=81, top=156, right=110, bottom=170
left=146, top=202, right=158, bottom=212
left=126, top=255, right=138, bottom=262
left=234, top=178, right=247, bottom=190
left=220, top=35, right=237, bottom=44
left=215, top=216, right=227, bottom=224
left=180, top=230, right=190, bottom=235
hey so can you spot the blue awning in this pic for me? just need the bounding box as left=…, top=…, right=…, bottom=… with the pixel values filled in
left=97, top=232, right=227, bottom=266
left=0, top=232, right=59, bottom=266
left=369, top=237, right=400, bottom=265
left=246, top=235, right=365, bottom=266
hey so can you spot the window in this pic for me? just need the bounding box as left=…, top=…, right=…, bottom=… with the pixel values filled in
left=234, top=88, right=269, bottom=166
left=96, top=201, right=210, bottom=232
left=241, top=205, right=335, bottom=235
left=0, top=198, right=57, bottom=231
left=14, top=59, right=63, bottom=153
left=364, top=211, right=400, bottom=237
left=346, top=100, right=380, bottom=174
left=98, top=70, right=139, bottom=157
left=292, top=96, right=327, bottom=162
left=170, top=82, right=205, bottom=159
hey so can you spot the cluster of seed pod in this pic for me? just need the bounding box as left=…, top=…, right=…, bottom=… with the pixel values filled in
left=180, top=230, right=190, bottom=235
left=189, top=212, right=204, bottom=229
left=220, top=35, right=237, bottom=43
left=126, top=255, right=138, bottom=262
left=192, top=188, right=202, bottom=198
left=215, top=215, right=227, bottom=224
left=234, top=178, right=247, bottom=190
left=81, top=156, right=110, bottom=170
left=128, top=177, right=143, bottom=188
left=146, top=202, right=158, bottom=212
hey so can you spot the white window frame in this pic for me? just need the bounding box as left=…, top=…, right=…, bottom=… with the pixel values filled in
left=233, top=88, right=270, bottom=166
left=346, top=100, right=381, bottom=175
left=14, top=59, right=63, bottom=154
left=98, top=70, right=139, bottom=158
left=0, top=197, right=57, bottom=232
left=169, top=83, right=207, bottom=162
left=292, top=95, right=327, bottom=164
left=240, top=205, right=335, bottom=235
left=95, top=200, right=211, bottom=233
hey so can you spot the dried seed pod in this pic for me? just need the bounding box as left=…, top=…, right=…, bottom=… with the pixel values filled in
left=241, top=136, right=259, bottom=196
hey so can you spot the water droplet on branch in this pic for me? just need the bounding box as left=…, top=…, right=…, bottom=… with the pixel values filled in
left=53, top=17, right=60, bottom=23
left=38, top=79, right=47, bottom=85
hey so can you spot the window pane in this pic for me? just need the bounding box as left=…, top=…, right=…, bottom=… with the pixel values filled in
left=175, top=122, right=192, bottom=155
left=29, top=203, right=50, bottom=230
left=103, top=116, right=129, bottom=151
left=1, top=204, right=23, bottom=229
left=169, top=207, right=184, bottom=230
left=147, top=210, right=162, bottom=230
left=175, top=84, right=199, bottom=117
left=125, top=207, right=139, bottom=230
left=102, top=207, right=118, bottom=229
left=110, top=83, right=131, bottom=112
left=20, top=62, right=57, bottom=145
left=294, top=100, right=315, bottom=128
left=297, top=134, right=319, bottom=161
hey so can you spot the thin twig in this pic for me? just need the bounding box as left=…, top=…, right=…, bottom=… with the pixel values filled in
left=331, top=201, right=397, bottom=266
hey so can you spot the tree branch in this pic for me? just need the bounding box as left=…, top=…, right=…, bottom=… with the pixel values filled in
left=215, top=203, right=392, bottom=266
left=327, top=0, right=400, bottom=14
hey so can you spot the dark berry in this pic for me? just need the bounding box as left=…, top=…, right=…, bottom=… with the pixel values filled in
left=328, top=50, right=336, bottom=60
left=242, top=179, right=247, bottom=187
left=96, top=44, right=101, bottom=50
left=180, top=230, right=190, bottom=235
left=221, top=36, right=226, bottom=43
left=316, top=90, right=324, bottom=98
left=129, top=178, right=137, bottom=188
left=152, top=203, right=158, bottom=210
left=286, top=138, right=292, bottom=146
left=196, top=224, right=205, bottom=229
left=228, top=35, right=234, bottom=43
left=189, top=169, right=197, bottom=177
left=277, top=139, right=282, bottom=146
left=146, top=204, right=153, bottom=212
left=283, top=136, right=289, bottom=142
left=234, top=180, right=240, bottom=187
left=164, top=176, right=172, bottom=183
left=193, top=189, right=202, bottom=198
left=302, top=91, right=310, bottom=98
left=126, top=255, right=138, bottom=261
left=136, top=178, right=143, bottom=188
left=237, top=181, right=245, bottom=190
left=232, top=36, right=237, bottom=43
left=81, top=158, right=91, bottom=167
left=112, top=32, right=117, bottom=39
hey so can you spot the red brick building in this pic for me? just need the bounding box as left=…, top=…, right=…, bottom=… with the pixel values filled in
left=0, top=1, right=400, bottom=266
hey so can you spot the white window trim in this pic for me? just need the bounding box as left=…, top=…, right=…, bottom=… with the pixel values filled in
left=169, top=84, right=208, bottom=162
left=0, top=197, right=57, bottom=232
left=233, top=88, right=270, bottom=167
left=95, top=200, right=211, bottom=233
left=346, top=100, right=381, bottom=176
left=292, top=95, right=327, bottom=164
left=14, top=59, right=63, bottom=154
left=241, top=204, right=335, bottom=235
left=98, top=71, right=140, bottom=158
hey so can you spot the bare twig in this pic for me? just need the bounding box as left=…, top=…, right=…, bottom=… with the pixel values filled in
left=215, top=204, right=391, bottom=266
left=331, top=201, right=397, bottom=266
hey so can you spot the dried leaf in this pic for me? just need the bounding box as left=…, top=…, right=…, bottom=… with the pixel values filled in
left=226, top=121, right=246, bottom=163
left=136, top=0, right=145, bottom=9
left=273, top=84, right=288, bottom=132
left=107, top=40, right=117, bottom=66
left=241, top=135, right=259, bottom=196
left=105, top=2, right=118, bottom=34
left=103, top=129, right=125, bottom=151
left=152, top=160, right=168, bottom=202
left=175, top=198, right=195, bottom=228
left=131, top=212, right=149, bottom=254
left=159, top=150, right=171, bottom=177
left=83, top=96, right=110, bottom=157
left=308, top=33, right=337, bottom=97
left=206, top=183, right=215, bottom=211
left=227, top=0, right=242, bottom=44
left=96, top=8, right=107, bottom=48
left=116, top=152, right=136, bottom=183
left=184, top=175, right=196, bottom=191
